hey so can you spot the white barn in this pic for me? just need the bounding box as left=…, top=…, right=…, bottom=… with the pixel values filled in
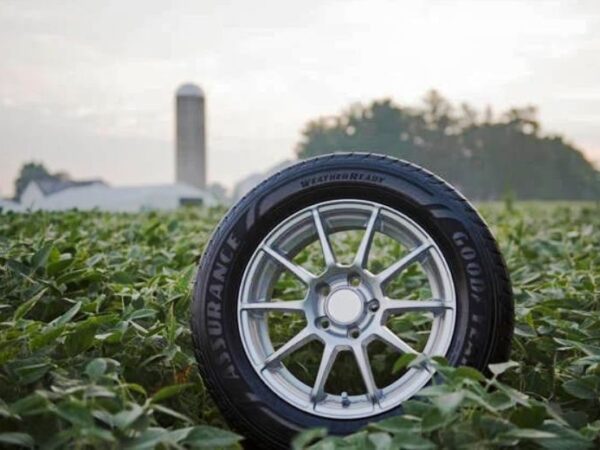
left=20, top=179, right=105, bottom=209
left=7, top=179, right=216, bottom=213
left=37, top=183, right=215, bottom=212
left=0, top=199, right=21, bottom=212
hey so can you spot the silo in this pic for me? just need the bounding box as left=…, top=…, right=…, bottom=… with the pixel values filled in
left=175, top=83, right=206, bottom=189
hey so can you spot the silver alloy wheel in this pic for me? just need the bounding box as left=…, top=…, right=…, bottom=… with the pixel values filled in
left=238, top=199, right=456, bottom=419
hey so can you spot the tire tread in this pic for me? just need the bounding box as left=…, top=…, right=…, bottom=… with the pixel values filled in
left=190, top=152, right=514, bottom=449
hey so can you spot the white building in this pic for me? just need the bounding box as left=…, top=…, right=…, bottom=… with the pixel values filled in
left=0, top=198, right=21, bottom=212
left=20, top=179, right=105, bottom=209
left=233, top=160, right=293, bottom=201
left=3, top=82, right=217, bottom=213
left=15, top=180, right=216, bottom=212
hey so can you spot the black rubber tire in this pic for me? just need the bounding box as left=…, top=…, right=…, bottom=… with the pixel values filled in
left=190, top=153, right=513, bottom=449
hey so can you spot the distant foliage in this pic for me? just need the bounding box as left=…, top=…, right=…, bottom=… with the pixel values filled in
left=296, top=91, right=600, bottom=200
left=13, top=162, right=69, bottom=201
left=13, top=163, right=51, bottom=201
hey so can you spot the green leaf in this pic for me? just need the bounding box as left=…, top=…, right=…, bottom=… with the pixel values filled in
left=486, top=391, right=515, bottom=411
left=474, top=415, right=515, bottom=438
left=182, top=426, right=243, bottom=448
left=371, top=416, right=418, bottom=433
left=454, top=366, right=485, bottom=381
left=390, top=432, right=436, bottom=450
left=0, top=432, right=34, bottom=448
left=151, top=383, right=194, bottom=403
left=421, top=408, right=449, bottom=432
left=12, top=361, right=52, bottom=385
left=152, top=404, right=192, bottom=423
left=342, top=431, right=370, bottom=448
left=494, top=381, right=530, bottom=406
left=510, top=405, right=547, bottom=428
left=502, top=429, right=557, bottom=439
left=392, top=353, right=417, bottom=373
left=125, top=309, right=157, bottom=321
left=31, top=243, right=55, bottom=271
left=84, top=427, right=116, bottom=443
left=13, top=288, right=47, bottom=320
left=56, top=400, right=94, bottom=427
left=514, top=323, right=537, bottom=338
left=539, top=422, right=594, bottom=450
left=562, top=376, right=600, bottom=400
left=85, top=358, right=107, bottom=379
left=292, top=428, right=327, bottom=449
left=403, top=400, right=435, bottom=416
left=123, top=427, right=171, bottom=450
left=368, top=432, right=393, bottom=450
left=123, top=383, right=147, bottom=396
left=489, top=360, right=520, bottom=376
left=0, top=399, right=11, bottom=419
left=64, top=318, right=99, bottom=356
left=554, top=338, right=600, bottom=357
left=46, top=253, right=74, bottom=275
left=166, top=303, right=177, bottom=344
left=9, top=392, right=48, bottom=416
left=432, top=390, right=465, bottom=415
left=30, top=324, right=65, bottom=351
left=49, top=301, right=81, bottom=327
left=113, top=404, right=145, bottom=430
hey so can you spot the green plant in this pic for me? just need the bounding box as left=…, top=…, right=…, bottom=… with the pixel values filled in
left=0, top=203, right=598, bottom=449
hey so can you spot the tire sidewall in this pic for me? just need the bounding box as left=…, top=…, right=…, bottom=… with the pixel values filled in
left=192, top=155, right=502, bottom=444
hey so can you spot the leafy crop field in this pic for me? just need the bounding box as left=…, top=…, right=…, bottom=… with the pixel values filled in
left=0, top=203, right=599, bottom=449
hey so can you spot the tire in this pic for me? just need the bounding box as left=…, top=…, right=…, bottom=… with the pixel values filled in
left=191, top=153, right=513, bottom=449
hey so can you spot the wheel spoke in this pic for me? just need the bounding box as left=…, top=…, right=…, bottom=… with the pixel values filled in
left=238, top=200, right=455, bottom=416
left=383, top=299, right=450, bottom=315
left=311, top=344, right=339, bottom=403
left=352, top=344, right=380, bottom=403
left=374, top=327, right=418, bottom=355
left=241, top=300, right=305, bottom=313
left=353, top=206, right=380, bottom=268
left=312, top=208, right=336, bottom=267
left=262, top=327, right=315, bottom=368
left=376, top=242, right=432, bottom=285
left=262, top=245, right=316, bottom=285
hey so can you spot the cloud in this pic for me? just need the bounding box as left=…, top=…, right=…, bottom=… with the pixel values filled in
left=1, top=0, right=599, bottom=197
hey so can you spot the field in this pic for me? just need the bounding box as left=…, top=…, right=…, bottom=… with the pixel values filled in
left=0, top=202, right=599, bottom=449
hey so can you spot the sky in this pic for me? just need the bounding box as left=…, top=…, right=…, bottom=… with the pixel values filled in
left=1, top=0, right=600, bottom=197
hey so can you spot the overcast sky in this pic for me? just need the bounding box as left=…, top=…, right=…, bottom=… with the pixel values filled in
left=1, top=0, right=599, bottom=197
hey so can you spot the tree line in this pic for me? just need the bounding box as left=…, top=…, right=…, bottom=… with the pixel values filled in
left=296, top=91, right=600, bottom=200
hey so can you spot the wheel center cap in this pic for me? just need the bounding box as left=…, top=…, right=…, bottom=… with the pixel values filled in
left=325, top=288, right=364, bottom=325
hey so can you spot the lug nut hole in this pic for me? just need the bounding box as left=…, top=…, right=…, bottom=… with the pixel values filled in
left=368, top=300, right=380, bottom=312
left=348, top=274, right=361, bottom=287
left=349, top=328, right=360, bottom=339
left=320, top=319, right=330, bottom=329
left=318, top=283, right=331, bottom=296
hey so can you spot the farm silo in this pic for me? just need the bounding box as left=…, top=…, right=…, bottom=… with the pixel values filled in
left=175, top=83, right=206, bottom=189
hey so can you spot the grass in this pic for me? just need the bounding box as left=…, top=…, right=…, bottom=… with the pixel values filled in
left=0, top=202, right=599, bottom=449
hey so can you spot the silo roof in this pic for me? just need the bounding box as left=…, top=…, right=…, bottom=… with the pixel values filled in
left=176, top=83, right=204, bottom=97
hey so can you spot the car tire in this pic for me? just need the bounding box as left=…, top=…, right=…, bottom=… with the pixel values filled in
left=191, top=153, right=513, bottom=449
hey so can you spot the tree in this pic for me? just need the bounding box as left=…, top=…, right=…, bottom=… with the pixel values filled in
left=296, top=92, right=600, bottom=200
left=207, top=182, right=229, bottom=204
left=13, top=162, right=58, bottom=201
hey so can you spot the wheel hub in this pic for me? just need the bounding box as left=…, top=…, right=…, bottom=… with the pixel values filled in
left=238, top=199, right=456, bottom=419
left=325, top=287, right=364, bottom=325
